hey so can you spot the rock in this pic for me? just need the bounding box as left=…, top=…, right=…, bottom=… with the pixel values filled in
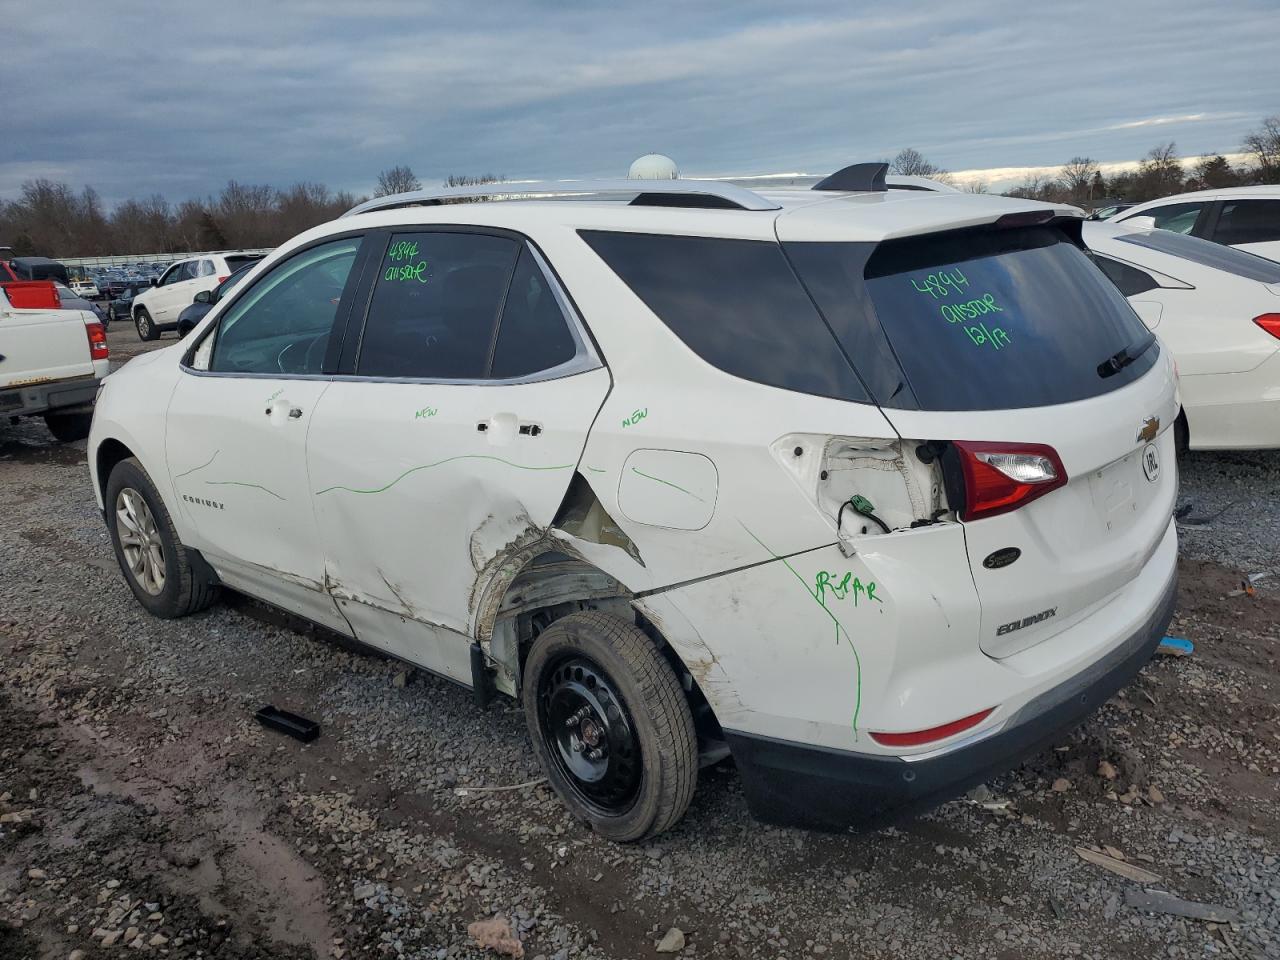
left=69, top=951, right=86, bottom=960
left=467, top=915, right=524, bottom=958
left=1096, top=760, right=1118, bottom=781
left=149, top=934, right=169, bottom=947
left=100, top=930, right=122, bottom=947
left=1148, top=785, right=1166, bottom=804
left=392, top=668, right=411, bottom=689
left=1051, top=778, right=1071, bottom=793
left=27, top=868, right=46, bottom=882
left=353, top=883, right=377, bottom=900
left=655, top=927, right=685, bottom=953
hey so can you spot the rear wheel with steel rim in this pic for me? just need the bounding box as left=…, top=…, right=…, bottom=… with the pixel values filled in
left=523, top=612, right=697, bottom=841
left=105, top=457, right=219, bottom=618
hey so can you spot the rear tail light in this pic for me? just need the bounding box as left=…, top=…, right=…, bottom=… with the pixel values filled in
left=870, top=707, right=995, bottom=748
left=86, top=321, right=109, bottom=361
left=1255, top=313, right=1280, bottom=340
left=216, top=275, right=228, bottom=283
left=950, top=440, right=1067, bottom=521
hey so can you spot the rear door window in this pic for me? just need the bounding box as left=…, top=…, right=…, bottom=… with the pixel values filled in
left=490, top=246, right=580, bottom=379
left=1211, top=199, right=1280, bottom=246
left=849, top=227, right=1157, bottom=410
left=579, top=231, right=869, bottom=402
left=356, top=231, right=519, bottom=379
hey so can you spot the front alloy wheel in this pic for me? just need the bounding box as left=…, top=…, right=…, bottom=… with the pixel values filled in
left=116, top=487, right=165, bottom=595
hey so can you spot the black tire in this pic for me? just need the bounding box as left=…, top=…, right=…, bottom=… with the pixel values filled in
left=107, top=304, right=116, bottom=322
left=43, top=411, right=92, bottom=442
left=1174, top=410, right=1190, bottom=455
left=135, top=308, right=158, bottom=341
left=522, top=612, right=697, bottom=842
left=105, top=457, right=219, bottom=619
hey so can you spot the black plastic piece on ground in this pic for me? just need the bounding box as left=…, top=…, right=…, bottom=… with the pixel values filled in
left=254, top=705, right=320, bottom=743
left=725, top=568, right=1177, bottom=831
left=470, top=642, right=493, bottom=709
left=812, top=162, right=889, bottom=193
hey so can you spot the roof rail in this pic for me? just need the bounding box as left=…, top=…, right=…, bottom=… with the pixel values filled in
left=812, top=162, right=889, bottom=193
left=341, top=179, right=781, bottom=218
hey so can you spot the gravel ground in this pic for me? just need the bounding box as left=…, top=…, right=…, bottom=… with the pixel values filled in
left=1, top=325, right=1278, bottom=960
left=1178, top=448, right=1280, bottom=596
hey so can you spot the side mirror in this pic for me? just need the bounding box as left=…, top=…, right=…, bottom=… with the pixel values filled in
left=150, top=277, right=160, bottom=286
left=1122, top=215, right=1158, bottom=231
left=193, top=290, right=211, bottom=304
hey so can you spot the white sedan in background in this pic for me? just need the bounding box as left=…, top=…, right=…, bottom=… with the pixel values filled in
left=1114, top=186, right=1280, bottom=262
left=1085, top=220, right=1280, bottom=450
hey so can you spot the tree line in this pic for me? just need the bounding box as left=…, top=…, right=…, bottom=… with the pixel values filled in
left=2, top=115, right=1277, bottom=258
left=893, top=115, right=1280, bottom=206
left=0, top=166, right=502, bottom=259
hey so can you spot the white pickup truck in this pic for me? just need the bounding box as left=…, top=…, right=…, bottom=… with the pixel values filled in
left=0, top=280, right=109, bottom=441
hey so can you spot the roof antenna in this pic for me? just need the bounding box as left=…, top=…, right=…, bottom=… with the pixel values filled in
left=812, top=162, right=889, bottom=193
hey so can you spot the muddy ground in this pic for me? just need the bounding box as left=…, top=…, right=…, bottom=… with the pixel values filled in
left=1, top=326, right=1278, bottom=959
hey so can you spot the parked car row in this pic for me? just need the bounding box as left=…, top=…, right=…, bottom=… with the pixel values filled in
left=9, top=164, right=1278, bottom=843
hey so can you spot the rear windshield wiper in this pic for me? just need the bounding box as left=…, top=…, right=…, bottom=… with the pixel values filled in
left=1097, top=332, right=1156, bottom=378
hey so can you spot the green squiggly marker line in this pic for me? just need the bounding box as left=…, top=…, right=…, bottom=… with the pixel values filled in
left=738, top=520, right=864, bottom=736
left=315, top=455, right=574, bottom=496
left=175, top=450, right=219, bottom=479
left=205, top=480, right=286, bottom=501
left=630, top=467, right=704, bottom=502
left=586, top=466, right=608, bottom=474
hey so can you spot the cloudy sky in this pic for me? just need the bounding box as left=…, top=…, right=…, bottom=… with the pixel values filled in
left=2, top=0, right=1276, bottom=205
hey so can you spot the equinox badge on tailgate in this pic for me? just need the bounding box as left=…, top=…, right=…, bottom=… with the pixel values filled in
left=997, top=607, right=1058, bottom=636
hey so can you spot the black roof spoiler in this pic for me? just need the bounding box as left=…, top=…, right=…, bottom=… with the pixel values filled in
left=812, top=162, right=889, bottom=193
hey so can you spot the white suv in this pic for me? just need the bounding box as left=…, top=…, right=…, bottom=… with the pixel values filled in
left=88, top=166, right=1179, bottom=840
left=1115, top=185, right=1280, bottom=261
left=131, top=253, right=264, bottom=341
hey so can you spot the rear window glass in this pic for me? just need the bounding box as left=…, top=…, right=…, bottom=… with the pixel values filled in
left=857, top=227, right=1157, bottom=410
left=579, top=231, right=869, bottom=402
left=1118, top=230, right=1280, bottom=283
left=1212, top=199, right=1280, bottom=246
left=224, top=255, right=264, bottom=273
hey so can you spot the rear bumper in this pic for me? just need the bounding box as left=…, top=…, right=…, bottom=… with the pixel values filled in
left=725, top=563, right=1176, bottom=831
left=1, top=375, right=100, bottom=418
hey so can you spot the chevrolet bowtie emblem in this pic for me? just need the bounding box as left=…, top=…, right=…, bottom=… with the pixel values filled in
left=1137, top=416, right=1160, bottom=443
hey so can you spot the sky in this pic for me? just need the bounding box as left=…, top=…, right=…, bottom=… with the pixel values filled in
left=1, top=0, right=1276, bottom=205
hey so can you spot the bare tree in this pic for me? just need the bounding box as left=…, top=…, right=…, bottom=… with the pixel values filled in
left=1242, top=116, right=1280, bottom=182
left=1135, top=143, right=1185, bottom=200
left=444, top=173, right=504, bottom=187
left=375, top=165, right=422, bottom=197
left=1058, top=156, right=1099, bottom=203
left=890, top=148, right=945, bottom=178
left=962, top=179, right=989, bottom=194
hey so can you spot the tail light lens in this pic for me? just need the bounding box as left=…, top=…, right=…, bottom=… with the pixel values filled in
left=86, top=321, right=109, bottom=361
left=870, top=707, right=995, bottom=748
left=216, top=275, right=228, bottom=283
left=1255, top=313, right=1280, bottom=340
left=951, top=440, right=1067, bottom=521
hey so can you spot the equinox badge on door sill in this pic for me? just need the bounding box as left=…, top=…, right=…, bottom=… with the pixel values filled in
left=996, top=607, right=1057, bottom=636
